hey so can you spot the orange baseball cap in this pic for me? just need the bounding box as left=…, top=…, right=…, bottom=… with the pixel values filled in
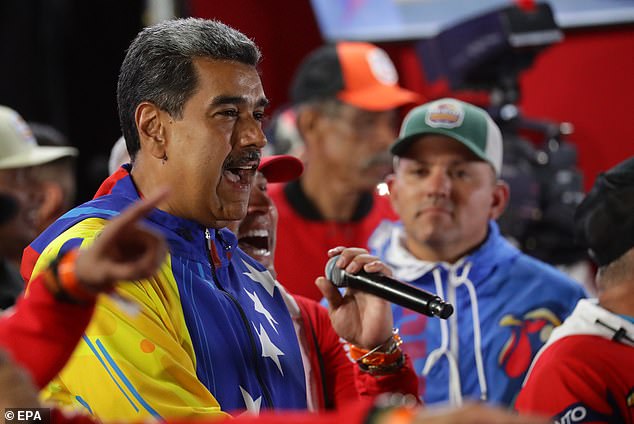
left=290, top=42, right=420, bottom=111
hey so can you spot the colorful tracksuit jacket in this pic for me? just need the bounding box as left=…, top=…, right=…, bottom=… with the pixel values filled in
left=21, top=169, right=307, bottom=421
left=516, top=299, right=634, bottom=423
left=369, top=220, right=586, bottom=407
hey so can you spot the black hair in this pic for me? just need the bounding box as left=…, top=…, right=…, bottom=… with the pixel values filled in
left=117, top=18, right=262, bottom=160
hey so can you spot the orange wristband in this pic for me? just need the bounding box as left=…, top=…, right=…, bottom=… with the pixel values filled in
left=349, top=345, right=403, bottom=366
left=57, top=250, right=98, bottom=303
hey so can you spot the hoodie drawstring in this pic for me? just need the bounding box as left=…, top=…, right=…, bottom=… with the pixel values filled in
left=422, top=267, right=463, bottom=406
left=422, top=261, right=488, bottom=405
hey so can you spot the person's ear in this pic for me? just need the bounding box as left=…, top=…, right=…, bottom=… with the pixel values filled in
left=489, top=180, right=510, bottom=220
left=295, top=106, right=322, bottom=150
left=35, top=182, right=63, bottom=229
left=386, top=173, right=402, bottom=215
left=136, top=102, right=167, bottom=160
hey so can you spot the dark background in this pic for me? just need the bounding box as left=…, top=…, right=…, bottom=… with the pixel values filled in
left=1, top=0, right=633, bottom=204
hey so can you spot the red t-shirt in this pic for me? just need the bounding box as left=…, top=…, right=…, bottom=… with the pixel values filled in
left=516, top=334, right=634, bottom=423
left=269, top=181, right=397, bottom=301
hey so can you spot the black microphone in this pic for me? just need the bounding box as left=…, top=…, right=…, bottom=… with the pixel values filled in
left=325, top=255, right=454, bottom=319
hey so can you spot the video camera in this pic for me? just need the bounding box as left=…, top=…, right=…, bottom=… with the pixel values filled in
left=415, top=2, right=586, bottom=266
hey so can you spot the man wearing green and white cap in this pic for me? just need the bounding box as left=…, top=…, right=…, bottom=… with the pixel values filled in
left=0, top=105, right=77, bottom=309
left=369, top=98, right=585, bottom=407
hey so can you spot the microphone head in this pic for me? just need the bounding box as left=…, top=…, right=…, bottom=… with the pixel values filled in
left=427, top=296, right=455, bottom=319
left=324, top=255, right=346, bottom=287
left=438, top=303, right=454, bottom=319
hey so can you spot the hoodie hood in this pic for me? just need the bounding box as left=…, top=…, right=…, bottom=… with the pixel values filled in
left=369, top=220, right=519, bottom=284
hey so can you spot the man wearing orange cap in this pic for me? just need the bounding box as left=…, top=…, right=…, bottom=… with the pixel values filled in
left=269, top=42, right=420, bottom=301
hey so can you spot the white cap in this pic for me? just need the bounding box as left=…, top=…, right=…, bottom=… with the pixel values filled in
left=0, top=105, right=78, bottom=170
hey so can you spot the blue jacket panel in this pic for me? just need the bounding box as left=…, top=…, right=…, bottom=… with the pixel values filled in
left=370, top=220, right=586, bottom=407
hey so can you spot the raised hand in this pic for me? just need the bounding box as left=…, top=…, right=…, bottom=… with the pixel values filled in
left=316, top=246, right=394, bottom=349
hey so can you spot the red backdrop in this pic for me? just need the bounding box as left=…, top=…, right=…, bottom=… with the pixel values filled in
left=190, top=0, right=634, bottom=189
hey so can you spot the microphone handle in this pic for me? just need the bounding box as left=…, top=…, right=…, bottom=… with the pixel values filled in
left=343, top=271, right=452, bottom=319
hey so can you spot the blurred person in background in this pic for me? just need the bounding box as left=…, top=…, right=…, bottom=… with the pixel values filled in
left=0, top=106, right=77, bottom=309
left=0, top=191, right=22, bottom=309
left=28, top=121, right=78, bottom=233
left=516, top=156, right=634, bottom=423
left=369, top=98, right=586, bottom=407
left=269, top=41, right=420, bottom=301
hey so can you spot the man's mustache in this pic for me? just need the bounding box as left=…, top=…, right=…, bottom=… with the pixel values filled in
left=414, top=198, right=454, bottom=216
left=223, top=149, right=262, bottom=169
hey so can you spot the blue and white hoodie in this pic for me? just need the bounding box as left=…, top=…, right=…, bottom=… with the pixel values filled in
left=369, top=220, right=586, bottom=407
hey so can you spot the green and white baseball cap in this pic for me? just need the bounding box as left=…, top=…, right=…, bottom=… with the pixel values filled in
left=0, top=105, right=77, bottom=170
left=390, top=98, right=503, bottom=175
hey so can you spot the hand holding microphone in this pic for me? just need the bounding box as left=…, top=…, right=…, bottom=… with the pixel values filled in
left=315, top=247, right=396, bottom=349
left=324, top=253, right=453, bottom=320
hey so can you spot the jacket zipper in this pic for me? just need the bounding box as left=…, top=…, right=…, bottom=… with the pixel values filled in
left=205, top=229, right=274, bottom=409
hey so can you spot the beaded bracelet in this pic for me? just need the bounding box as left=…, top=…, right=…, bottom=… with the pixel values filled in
left=348, top=329, right=404, bottom=375
left=357, top=353, right=405, bottom=375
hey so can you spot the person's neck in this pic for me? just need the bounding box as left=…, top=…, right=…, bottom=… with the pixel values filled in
left=404, top=234, right=488, bottom=265
left=300, top=165, right=363, bottom=221
left=406, top=243, right=464, bottom=264
left=130, top=163, right=158, bottom=200
left=130, top=161, right=176, bottom=218
left=599, top=282, right=634, bottom=317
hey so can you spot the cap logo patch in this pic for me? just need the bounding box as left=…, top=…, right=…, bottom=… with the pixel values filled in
left=9, top=112, right=36, bottom=147
left=367, top=48, right=398, bottom=86
left=425, top=101, right=464, bottom=128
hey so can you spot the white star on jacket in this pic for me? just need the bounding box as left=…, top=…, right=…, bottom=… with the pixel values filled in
left=242, top=259, right=277, bottom=296
left=244, top=288, right=279, bottom=333
left=239, top=386, right=262, bottom=414
left=253, top=322, right=285, bottom=375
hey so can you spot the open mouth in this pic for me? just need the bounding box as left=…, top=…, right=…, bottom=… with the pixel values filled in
left=223, top=164, right=258, bottom=183
left=238, top=229, right=271, bottom=257
left=223, top=151, right=261, bottom=184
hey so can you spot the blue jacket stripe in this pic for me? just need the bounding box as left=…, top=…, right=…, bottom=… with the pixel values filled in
left=81, top=335, right=139, bottom=412
left=95, top=339, right=162, bottom=419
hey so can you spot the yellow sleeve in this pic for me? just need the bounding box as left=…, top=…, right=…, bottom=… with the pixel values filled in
left=35, top=218, right=229, bottom=422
